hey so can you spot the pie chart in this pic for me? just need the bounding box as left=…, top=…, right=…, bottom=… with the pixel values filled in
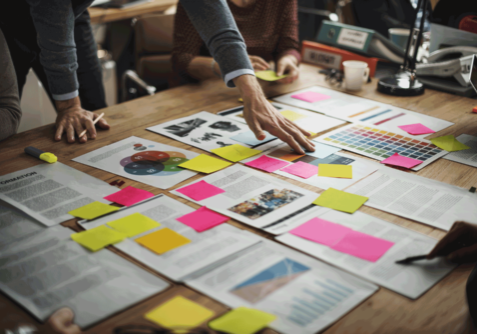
left=120, top=150, right=188, bottom=176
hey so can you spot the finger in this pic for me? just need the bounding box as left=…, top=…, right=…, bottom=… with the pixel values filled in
left=48, top=308, right=78, bottom=333
left=73, top=122, right=87, bottom=143
left=84, top=117, right=97, bottom=139
left=244, top=110, right=266, bottom=140
left=252, top=56, right=269, bottom=70
left=66, top=126, right=76, bottom=143
left=282, top=123, right=315, bottom=152
left=447, top=244, right=477, bottom=263
left=276, top=62, right=286, bottom=76
left=55, top=125, right=64, bottom=141
left=283, top=117, right=311, bottom=137
left=97, top=117, right=110, bottom=129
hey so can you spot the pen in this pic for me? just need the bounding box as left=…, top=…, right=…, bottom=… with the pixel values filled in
left=78, top=112, right=105, bottom=138
left=395, top=255, right=428, bottom=264
left=24, top=146, right=57, bottom=163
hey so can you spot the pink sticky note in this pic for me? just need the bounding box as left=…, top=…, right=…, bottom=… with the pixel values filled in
left=176, top=180, right=225, bottom=201
left=245, top=155, right=289, bottom=173
left=331, top=230, right=394, bottom=262
left=381, top=153, right=423, bottom=169
left=104, top=186, right=154, bottom=207
left=290, top=217, right=352, bottom=246
left=291, top=91, right=331, bottom=103
left=281, top=161, right=318, bottom=179
left=176, top=207, right=229, bottom=232
left=398, top=123, right=435, bottom=135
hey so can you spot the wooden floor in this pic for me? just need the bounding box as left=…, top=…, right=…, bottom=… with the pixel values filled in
left=1, top=63, right=477, bottom=333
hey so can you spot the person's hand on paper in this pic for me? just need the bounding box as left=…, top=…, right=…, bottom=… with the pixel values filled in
left=427, top=221, right=477, bottom=263
left=276, top=54, right=299, bottom=84
left=55, top=96, right=110, bottom=143
left=46, top=308, right=82, bottom=334
left=249, top=55, right=270, bottom=72
left=234, top=74, right=315, bottom=155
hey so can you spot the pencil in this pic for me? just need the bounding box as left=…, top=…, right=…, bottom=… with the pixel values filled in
left=79, top=113, right=105, bottom=138
left=395, top=255, right=427, bottom=264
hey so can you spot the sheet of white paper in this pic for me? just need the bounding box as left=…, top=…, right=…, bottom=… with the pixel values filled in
left=185, top=238, right=378, bottom=334
left=72, top=136, right=199, bottom=189
left=80, top=195, right=261, bottom=281
left=0, top=163, right=117, bottom=227
left=443, top=134, right=477, bottom=167
left=277, top=210, right=456, bottom=299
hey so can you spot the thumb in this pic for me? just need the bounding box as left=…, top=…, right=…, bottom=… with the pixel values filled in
left=97, top=118, right=110, bottom=129
left=447, top=244, right=477, bottom=263
left=276, top=61, right=286, bottom=77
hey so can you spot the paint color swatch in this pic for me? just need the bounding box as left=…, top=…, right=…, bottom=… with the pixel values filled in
left=245, top=155, right=289, bottom=172
left=135, top=228, right=190, bottom=254
left=176, top=180, right=225, bottom=201
left=177, top=207, right=229, bottom=232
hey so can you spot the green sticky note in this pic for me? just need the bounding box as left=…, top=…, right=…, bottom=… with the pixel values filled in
left=145, top=295, right=215, bottom=329
left=211, top=144, right=262, bottom=162
left=208, top=307, right=276, bottom=334
left=255, top=70, right=288, bottom=81
left=313, top=188, right=368, bottom=213
left=68, top=201, right=119, bottom=220
left=107, top=213, right=160, bottom=237
left=430, top=135, right=470, bottom=152
left=318, top=164, right=353, bottom=179
left=71, top=225, right=126, bottom=252
left=179, top=154, right=232, bottom=174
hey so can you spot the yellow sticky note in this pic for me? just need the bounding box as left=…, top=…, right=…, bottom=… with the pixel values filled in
left=179, top=154, right=232, bottom=174
left=255, top=70, right=288, bottom=81
left=280, top=153, right=305, bottom=161
left=208, top=307, right=276, bottom=334
left=135, top=228, right=190, bottom=254
left=145, top=295, right=215, bottom=329
left=71, top=225, right=126, bottom=252
left=107, top=213, right=160, bottom=237
left=68, top=201, right=119, bottom=220
left=318, top=164, right=353, bottom=178
left=430, top=135, right=470, bottom=152
left=313, top=188, right=368, bottom=214
left=211, top=144, right=261, bottom=162
left=280, top=110, right=307, bottom=122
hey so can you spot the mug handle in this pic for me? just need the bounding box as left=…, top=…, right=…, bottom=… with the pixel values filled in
left=362, top=67, right=370, bottom=83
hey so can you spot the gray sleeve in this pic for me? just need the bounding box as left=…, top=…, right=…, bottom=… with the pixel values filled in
left=179, top=0, right=255, bottom=87
left=0, top=29, right=22, bottom=141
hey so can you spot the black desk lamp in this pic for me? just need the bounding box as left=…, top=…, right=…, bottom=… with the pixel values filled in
left=377, top=0, right=429, bottom=96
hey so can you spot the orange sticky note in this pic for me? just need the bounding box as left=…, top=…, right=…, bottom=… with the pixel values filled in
left=280, top=153, right=305, bottom=162
left=135, top=228, right=190, bottom=254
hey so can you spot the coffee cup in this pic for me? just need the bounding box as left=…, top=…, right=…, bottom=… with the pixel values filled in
left=343, top=60, right=369, bottom=91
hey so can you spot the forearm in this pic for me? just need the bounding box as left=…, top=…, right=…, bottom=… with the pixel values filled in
left=0, top=109, right=21, bottom=141
left=187, top=56, right=221, bottom=81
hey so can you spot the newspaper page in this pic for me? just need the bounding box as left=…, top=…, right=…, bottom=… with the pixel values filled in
left=277, top=210, right=456, bottom=299
left=443, top=134, right=477, bottom=167
left=73, top=136, right=199, bottom=189
left=0, top=200, right=44, bottom=247
left=0, top=163, right=117, bottom=227
left=185, top=238, right=378, bottom=334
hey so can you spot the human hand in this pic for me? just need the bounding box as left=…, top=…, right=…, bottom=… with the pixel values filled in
left=276, top=54, right=299, bottom=84
left=55, top=97, right=110, bottom=143
left=234, top=74, right=315, bottom=154
left=249, top=55, right=270, bottom=72
left=427, top=221, right=477, bottom=263
left=46, top=308, right=81, bottom=334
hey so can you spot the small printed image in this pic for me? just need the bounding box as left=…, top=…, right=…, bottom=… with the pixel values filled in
left=191, top=132, right=223, bottom=144
left=216, top=141, right=233, bottom=147
left=228, top=189, right=304, bottom=220
left=164, top=118, right=207, bottom=137
left=209, top=121, right=241, bottom=132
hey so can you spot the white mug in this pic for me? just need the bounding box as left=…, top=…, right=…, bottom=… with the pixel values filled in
left=343, top=60, right=370, bottom=91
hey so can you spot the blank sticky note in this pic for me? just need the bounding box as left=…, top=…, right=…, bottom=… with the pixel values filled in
left=280, top=153, right=305, bottom=161
left=430, top=135, right=470, bottom=152
left=179, top=154, right=232, bottom=174
left=313, top=188, right=368, bottom=213
left=211, top=144, right=261, bottom=162
left=71, top=225, right=126, bottom=252
left=230, top=131, right=276, bottom=146
left=145, top=295, right=215, bottom=329
left=245, top=155, right=289, bottom=172
left=177, top=207, right=229, bottom=232
left=280, top=110, right=307, bottom=122
left=318, top=164, right=353, bottom=178
left=331, top=230, right=394, bottom=262
left=107, top=213, right=160, bottom=237
left=104, top=186, right=154, bottom=207
left=255, top=70, right=288, bottom=81
left=291, top=91, right=331, bottom=103
left=380, top=153, right=422, bottom=169
left=135, top=228, right=190, bottom=254
left=290, top=217, right=352, bottom=246
left=176, top=180, right=225, bottom=201
left=281, top=161, right=318, bottom=179
left=68, top=201, right=119, bottom=220
left=398, top=123, right=435, bottom=135
left=208, top=307, right=276, bottom=334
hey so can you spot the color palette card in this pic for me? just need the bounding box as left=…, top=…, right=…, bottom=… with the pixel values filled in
left=208, top=307, right=276, bottom=334
left=68, top=201, right=119, bottom=220
left=290, top=217, right=352, bottom=246
left=331, top=230, right=394, bottom=262
left=291, top=91, right=331, bottom=103
left=71, top=225, right=126, bottom=252
left=398, top=123, right=435, bottom=135
left=281, top=161, right=317, bottom=179
left=318, top=164, right=352, bottom=178
left=380, top=152, right=422, bottom=169
left=255, top=70, right=288, bottom=81
left=212, top=144, right=261, bottom=162
left=104, top=186, right=155, bottom=207
left=244, top=155, right=289, bottom=172
left=135, top=228, right=190, bottom=254
left=176, top=180, right=225, bottom=201
left=177, top=207, right=229, bottom=232
left=313, top=188, right=368, bottom=214
left=179, top=154, right=232, bottom=174
left=107, top=213, right=160, bottom=237
left=430, top=135, right=470, bottom=152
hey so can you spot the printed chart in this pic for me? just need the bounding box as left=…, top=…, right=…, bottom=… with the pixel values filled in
left=120, top=150, right=188, bottom=176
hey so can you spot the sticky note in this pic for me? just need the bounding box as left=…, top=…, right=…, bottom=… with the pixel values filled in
left=107, top=213, right=160, bottom=237
left=281, top=161, right=318, bottom=179
left=245, top=155, right=289, bottom=172
left=177, top=207, right=229, bottom=232
left=430, top=135, right=470, bottom=152
left=313, top=188, right=368, bottom=213
left=104, top=186, right=154, bottom=207
left=398, top=123, right=435, bottom=135
left=208, top=307, right=276, bottom=334
left=291, top=91, right=331, bottom=103
left=255, top=70, right=288, bottom=81
left=380, top=152, right=422, bottom=169
left=280, top=153, right=305, bottom=161
left=176, top=180, right=225, bottom=201
left=318, top=164, right=353, bottom=178
left=68, top=201, right=119, bottom=220
left=290, top=217, right=352, bottom=246
left=331, top=230, right=394, bottom=262
left=179, top=154, right=232, bottom=174
left=280, top=110, right=307, bottom=122
left=71, top=225, right=126, bottom=252
left=230, top=130, right=277, bottom=146
left=145, top=295, right=215, bottom=329
left=211, top=144, right=261, bottom=162
left=135, top=228, right=190, bottom=254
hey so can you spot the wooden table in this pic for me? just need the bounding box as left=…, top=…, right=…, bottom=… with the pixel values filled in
left=88, top=0, right=177, bottom=24
left=1, top=63, right=477, bottom=334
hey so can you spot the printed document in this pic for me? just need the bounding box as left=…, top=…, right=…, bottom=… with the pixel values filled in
left=0, top=200, right=44, bottom=247
left=443, top=134, right=477, bottom=167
